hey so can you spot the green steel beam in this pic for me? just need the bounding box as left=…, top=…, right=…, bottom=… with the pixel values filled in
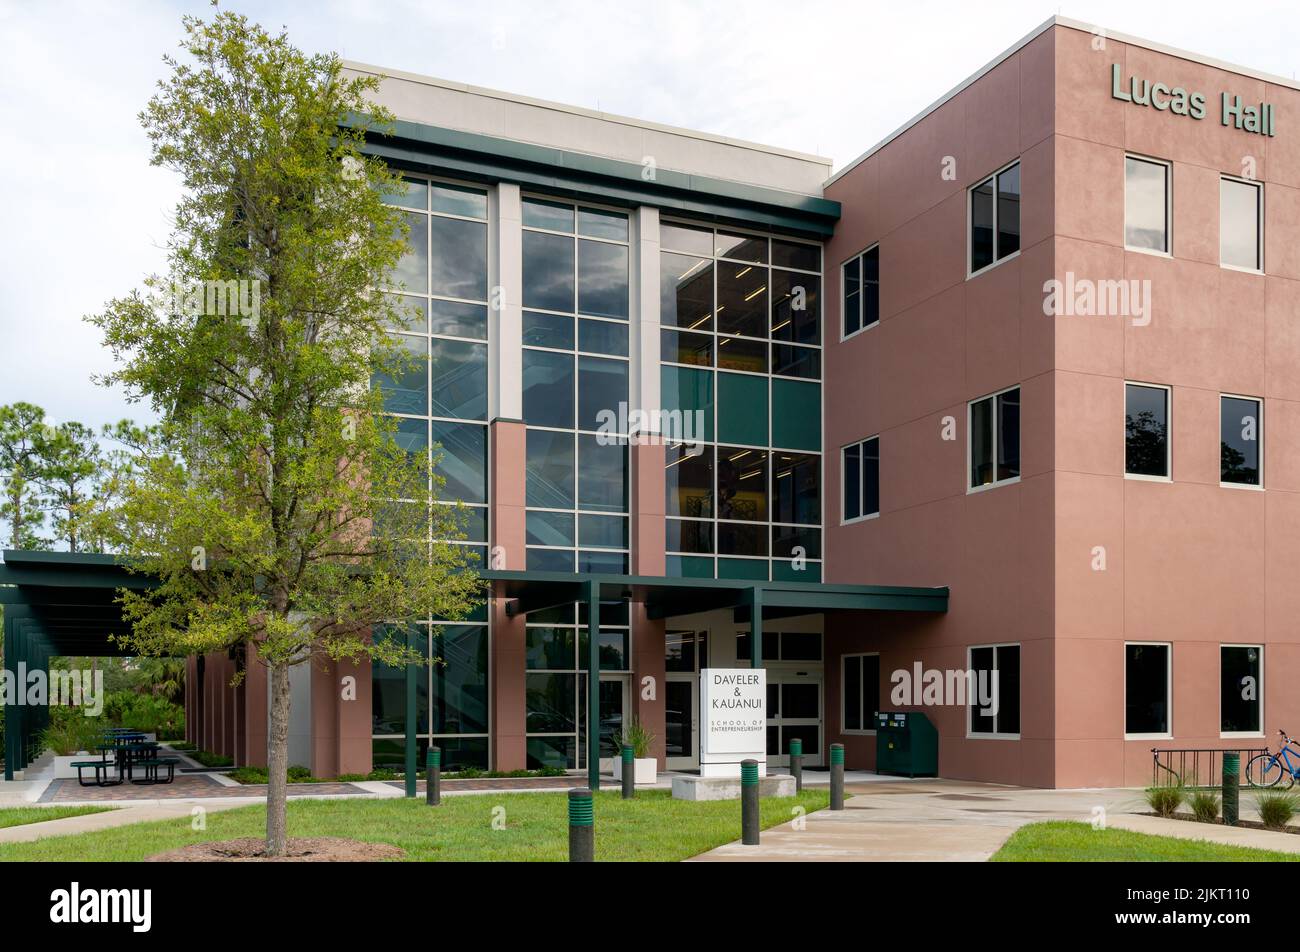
left=748, top=587, right=763, bottom=670
left=404, top=627, right=418, bottom=798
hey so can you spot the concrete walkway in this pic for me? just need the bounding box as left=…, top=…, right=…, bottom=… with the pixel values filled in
left=689, top=778, right=1298, bottom=861
left=0, top=801, right=247, bottom=844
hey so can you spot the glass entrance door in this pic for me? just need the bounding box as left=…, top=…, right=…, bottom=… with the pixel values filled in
left=578, top=674, right=627, bottom=772
left=664, top=676, right=697, bottom=769
left=766, top=675, right=823, bottom=768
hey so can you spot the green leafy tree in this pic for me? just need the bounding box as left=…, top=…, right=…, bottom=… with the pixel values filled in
left=0, top=402, right=49, bottom=549
left=34, top=421, right=102, bottom=553
left=88, top=10, right=481, bottom=855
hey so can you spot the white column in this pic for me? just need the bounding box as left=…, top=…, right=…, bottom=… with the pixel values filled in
left=491, top=183, right=523, bottom=421
left=631, top=205, right=661, bottom=434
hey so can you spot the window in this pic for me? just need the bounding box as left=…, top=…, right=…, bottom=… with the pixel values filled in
left=968, top=644, right=1020, bottom=737
left=1221, top=645, right=1263, bottom=736
left=1221, top=176, right=1263, bottom=271
left=968, top=386, right=1020, bottom=490
left=969, top=160, right=1020, bottom=274
left=1125, top=643, right=1171, bottom=737
left=1125, top=383, right=1170, bottom=479
left=1125, top=155, right=1170, bottom=253
left=659, top=220, right=823, bottom=582
left=842, top=653, right=880, bottom=733
left=842, top=436, right=879, bottom=521
left=842, top=245, right=879, bottom=338
left=1220, top=395, right=1262, bottom=487
left=522, top=196, right=631, bottom=575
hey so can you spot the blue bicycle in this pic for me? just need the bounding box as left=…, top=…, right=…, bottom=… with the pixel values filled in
left=1246, top=730, right=1300, bottom=789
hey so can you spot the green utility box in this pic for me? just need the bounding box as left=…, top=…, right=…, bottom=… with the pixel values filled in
left=875, top=711, right=938, bottom=778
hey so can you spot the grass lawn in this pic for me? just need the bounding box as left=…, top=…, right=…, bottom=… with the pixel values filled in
left=993, top=821, right=1300, bottom=862
left=0, top=789, right=828, bottom=862
left=0, top=806, right=116, bottom=830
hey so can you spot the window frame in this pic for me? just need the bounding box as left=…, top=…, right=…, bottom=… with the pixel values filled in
left=1123, top=153, right=1173, bottom=257
left=841, top=652, right=880, bottom=736
left=966, top=384, right=1021, bottom=493
left=1220, top=643, right=1264, bottom=739
left=840, top=243, right=879, bottom=341
left=1219, top=173, right=1264, bottom=274
left=966, top=642, right=1021, bottom=740
left=1219, top=393, right=1264, bottom=490
left=967, top=158, right=1022, bottom=279
left=1124, top=641, right=1173, bottom=740
left=840, top=435, right=880, bottom=524
left=1124, top=381, right=1172, bottom=483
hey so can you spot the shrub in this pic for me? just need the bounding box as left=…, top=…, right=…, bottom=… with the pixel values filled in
left=103, top=692, right=185, bottom=737
left=365, top=768, right=400, bottom=781
left=614, top=717, right=656, bottom=759
left=537, top=765, right=567, bottom=777
left=1189, top=789, right=1221, bottom=823
left=1257, top=792, right=1299, bottom=830
left=40, top=714, right=104, bottom=756
left=191, top=749, right=233, bottom=769
left=337, top=773, right=367, bottom=782
left=1145, top=783, right=1187, bottom=818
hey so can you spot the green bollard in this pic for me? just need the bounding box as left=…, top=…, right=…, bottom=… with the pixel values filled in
left=568, top=787, right=594, bottom=862
left=830, top=743, right=845, bottom=810
left=621, top=745, right=635, bottom=799
left=741, top=759, right=760, bottom=845
left=1223, top=752, right=1240, bottom=826
left=789, top=737, right=803, bottom=793
left=425, top=746, right=441, bottom=806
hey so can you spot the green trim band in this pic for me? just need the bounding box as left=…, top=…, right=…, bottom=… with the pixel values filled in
left=789, top=738, right=803, bottom=757
left=621, top=745, right=634, bottom=764
left=350, top=115, right=841, bottom=238
left=830, top=744, right=844, bottom=766
left=741, top=760, right=759, bottom=785
left=568, top=788, right=594, bottom=826
left=1223, top=752, right=1240, bottom=775
left=426, top=747, right=441, bottom=768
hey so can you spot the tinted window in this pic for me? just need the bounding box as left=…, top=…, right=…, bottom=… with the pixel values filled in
left=1221, top=396, right=1261, bottom=486
left=1126, top=384, right=1169, bottom=478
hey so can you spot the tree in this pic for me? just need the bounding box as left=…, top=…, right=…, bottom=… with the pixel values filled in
left=0, top=402, right=49, bottom=549
left=34, top=421, right=101, bottom=553
left=89, top=10, right=481, bottom=855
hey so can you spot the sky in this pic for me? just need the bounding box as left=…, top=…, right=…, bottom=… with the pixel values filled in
left=0, top=0, right=1297, bottom=431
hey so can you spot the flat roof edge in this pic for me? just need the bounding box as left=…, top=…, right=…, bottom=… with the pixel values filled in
left=342, top=59, right=834, bottom=170
left=825, top=15, right=1300, bottom=188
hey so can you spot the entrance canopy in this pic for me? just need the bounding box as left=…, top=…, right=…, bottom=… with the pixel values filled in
left=1, top=550, right=152, bottom=779
left=482, top=569, right=948, bottom=790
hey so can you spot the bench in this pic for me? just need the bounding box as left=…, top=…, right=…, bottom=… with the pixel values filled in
left=130, top=757, right=179, bottom=785
left=71, top=760, right=121, bottom=787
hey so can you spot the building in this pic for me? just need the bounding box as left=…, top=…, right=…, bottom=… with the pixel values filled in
left=177, top=16, right=1300, bottom=790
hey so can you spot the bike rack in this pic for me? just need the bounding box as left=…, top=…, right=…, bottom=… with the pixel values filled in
left=1151, top=747, right=1269, bottom=788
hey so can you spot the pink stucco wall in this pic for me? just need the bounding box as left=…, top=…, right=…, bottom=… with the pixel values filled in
left=824, top=22, right=1300, bottom=787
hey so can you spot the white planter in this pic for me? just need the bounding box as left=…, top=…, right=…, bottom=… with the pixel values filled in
left=54, top=753, right=104, bottom=779
left=612, top=757, right=657, bottom=785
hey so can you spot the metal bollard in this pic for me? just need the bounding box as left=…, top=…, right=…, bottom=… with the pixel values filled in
left=425, top=746, right=441, bottom=806
left=741, top=759, right=760, bottom=845
left=621, top=745, right=635, bottom=799
left=789, top=737, right=803, bottom=793
left=1223, top=751, right=1240, bottom=826
left=569, top=787, right=594, bottom=862
left=830, top=743, right=845, bottom=810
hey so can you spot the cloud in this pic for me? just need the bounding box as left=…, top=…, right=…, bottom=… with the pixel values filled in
left=1, top=0, right=1295, bottom=428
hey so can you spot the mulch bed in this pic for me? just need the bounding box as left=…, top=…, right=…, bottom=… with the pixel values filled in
left=1147, top=811, right=1300, bottom=834
left=146, top=837, right=404, bottom=862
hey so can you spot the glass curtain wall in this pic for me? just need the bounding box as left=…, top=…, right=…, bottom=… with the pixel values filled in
left=659, top=221, right=823, bottom=581
left=371, top=175, right=492, bottom=770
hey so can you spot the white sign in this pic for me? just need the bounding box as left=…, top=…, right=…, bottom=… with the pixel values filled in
left=700, top=668, right=766, bottom=776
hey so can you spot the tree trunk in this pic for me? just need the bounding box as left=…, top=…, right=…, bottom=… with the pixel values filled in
left=265, top=661, right=291, bottom=856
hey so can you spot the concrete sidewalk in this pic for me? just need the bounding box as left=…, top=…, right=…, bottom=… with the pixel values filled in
left=689, top=779, right=1272, bottom=862
left=0, top=801, right=247, bottom=844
